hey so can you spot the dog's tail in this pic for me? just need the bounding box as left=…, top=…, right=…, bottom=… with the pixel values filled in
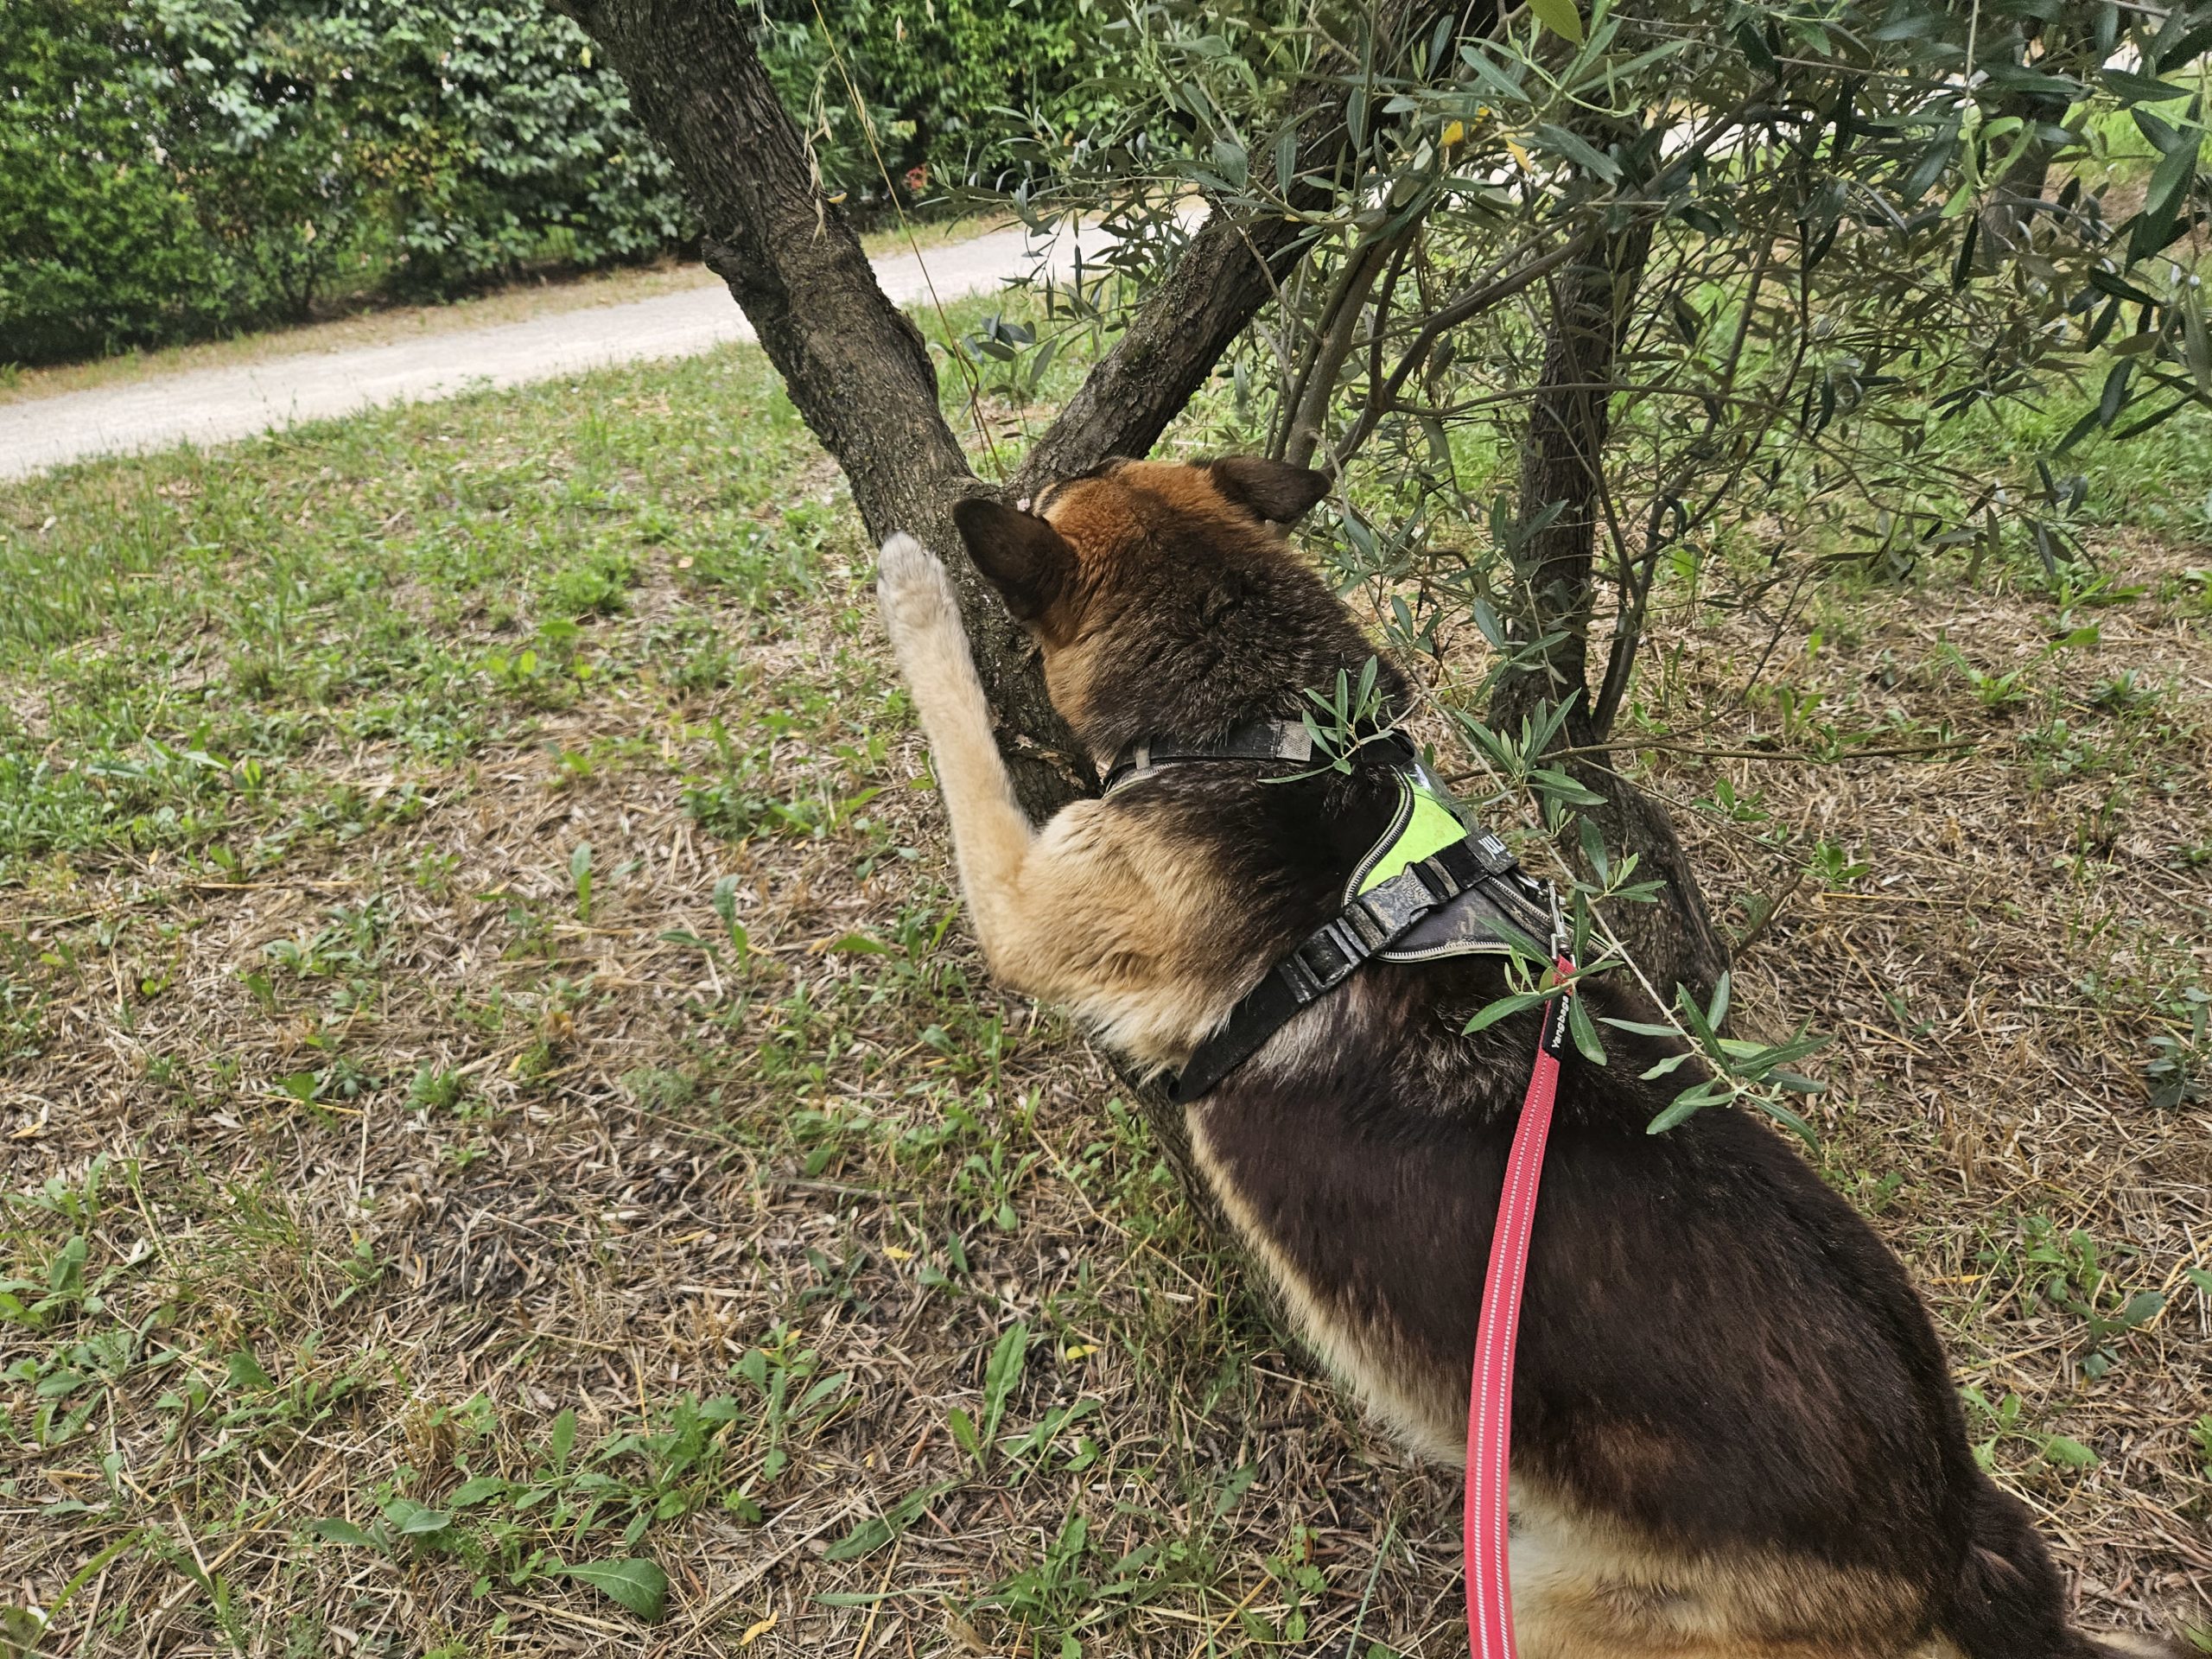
left=1941, top=1477, right=2190, bottom=1659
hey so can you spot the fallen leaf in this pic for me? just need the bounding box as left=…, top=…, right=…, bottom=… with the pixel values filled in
left=738, top=1611, right=778, bottom=1646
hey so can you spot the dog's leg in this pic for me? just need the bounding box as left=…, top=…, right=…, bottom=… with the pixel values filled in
left=875, top=532, right=1241, bottom=1066
left=875, top=533, right=1039, bottom=966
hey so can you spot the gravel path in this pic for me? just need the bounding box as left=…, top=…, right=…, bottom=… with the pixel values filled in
left=0, top=224, right=1069, bottom=482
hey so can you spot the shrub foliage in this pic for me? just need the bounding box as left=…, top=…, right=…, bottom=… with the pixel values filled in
left=0, top=0, right=687, bottom=361
left=0, top=0, right=1100, bottom=365
left=755, top=0, right=1102, bottom=206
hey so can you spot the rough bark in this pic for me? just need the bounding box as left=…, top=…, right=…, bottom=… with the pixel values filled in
left=544, top=0, right=1441, bottom=1205
left=541, top=0, right=1081, bottom=815
left=1490, top=226, right=1732, bottom=1007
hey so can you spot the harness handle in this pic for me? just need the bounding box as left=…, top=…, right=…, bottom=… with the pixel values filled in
left=1465, top=957, right=1573, bottom=1658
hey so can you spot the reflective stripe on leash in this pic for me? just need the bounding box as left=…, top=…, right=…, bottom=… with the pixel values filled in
left=1465, top=957, right=1573, bottom=1659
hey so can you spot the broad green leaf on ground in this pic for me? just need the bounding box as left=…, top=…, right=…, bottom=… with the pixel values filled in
left=554, top=1557, right=670, bottom=1621
left=310, top=1518, right=380, bottom=1548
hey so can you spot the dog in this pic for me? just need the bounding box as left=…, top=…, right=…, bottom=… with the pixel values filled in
left=874, top=455, right=2183, bottom=1658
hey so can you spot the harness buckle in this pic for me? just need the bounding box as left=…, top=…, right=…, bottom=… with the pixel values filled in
left=1357, top=868, right=1439, bottom=936
left=1282, top=918, right=1367, bottom=1002
left=1341, top=898, right=1395, bottom=951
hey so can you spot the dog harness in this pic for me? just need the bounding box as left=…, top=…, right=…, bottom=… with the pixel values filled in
left=1104, top=715, right=1572, bottom=1658
left=1103, top=719, right=1555, bottom=1103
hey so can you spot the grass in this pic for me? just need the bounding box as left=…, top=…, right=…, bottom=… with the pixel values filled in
left=2, top=283, right=2209, bottom=1656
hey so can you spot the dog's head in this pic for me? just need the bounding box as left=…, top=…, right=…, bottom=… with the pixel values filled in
left=952, top=457, right=1399, bottom=755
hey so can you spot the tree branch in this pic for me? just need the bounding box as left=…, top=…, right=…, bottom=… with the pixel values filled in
left=1010, top=207, right=1319, bottom=493
left=1329, top=230, right=1595, bottom=471
left=1273, top=227, right=1404, bottom=467
left=1010, top=0, right=1452, bottom=493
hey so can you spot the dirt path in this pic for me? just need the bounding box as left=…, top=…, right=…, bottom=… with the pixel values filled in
left=0, top=223, right=1067, bottom=481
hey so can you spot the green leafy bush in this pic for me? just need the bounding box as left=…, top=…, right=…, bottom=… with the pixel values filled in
left=0, top=0, right=691, bottom=362
left=346, top=3, right=693, bottom=295
left=754, top=0, right=1104, bottom=207
left=0, top=2, right=255, bottom=360
left=0, top=0, right=1105, bottom=364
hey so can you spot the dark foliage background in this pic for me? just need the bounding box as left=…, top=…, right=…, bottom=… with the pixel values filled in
left=0, top=0, right=688, bottom=361
left=755, top=0, right=1106, bottom=206
left=0, top=0, right=1100, bottom=364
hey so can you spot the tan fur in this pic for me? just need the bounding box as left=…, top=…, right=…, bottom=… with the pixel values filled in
left=1039, top=629, right=1109, bottom=741
left=1039, top=459, right=1241, bottom=543
left=875, top=534, right=1250, bottom=1071
left=1507, top=1500, right=1929, bottom=1659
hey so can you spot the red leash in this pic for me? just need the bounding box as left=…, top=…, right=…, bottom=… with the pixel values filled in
left=1464, top=959, right=1573, bottom=1657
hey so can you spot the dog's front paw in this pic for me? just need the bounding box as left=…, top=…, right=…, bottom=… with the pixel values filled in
left=876, top=532, right=960, bottom=639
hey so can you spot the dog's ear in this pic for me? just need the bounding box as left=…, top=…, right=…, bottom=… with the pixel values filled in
left=1208, top=457, right=1332, bottom=524
left=951, top=498, right=1076, bottom=625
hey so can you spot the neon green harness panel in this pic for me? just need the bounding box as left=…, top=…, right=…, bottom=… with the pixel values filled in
left=1352, top=775, right=1470, bottom=898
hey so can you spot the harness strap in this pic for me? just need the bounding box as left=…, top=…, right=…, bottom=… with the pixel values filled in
left=1103, top=717, right=1413, bottom=797
left=1166, top=831, right=1516, bottom=1103
left=1465, top=959, right=1573, bottom=1659
left=1117, top=713, right=1566, bottom=1649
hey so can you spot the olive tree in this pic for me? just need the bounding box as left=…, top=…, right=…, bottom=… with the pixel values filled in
left=543, top=0, right=2212, bottom=1154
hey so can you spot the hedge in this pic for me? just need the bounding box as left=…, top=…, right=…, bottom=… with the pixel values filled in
left=2, top=0, right=1101, bottom=365
left=756, top=0, right=1103, bottom=205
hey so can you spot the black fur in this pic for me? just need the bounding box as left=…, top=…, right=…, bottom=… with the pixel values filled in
left=1208, top=455, right=1332, bottom=523
left=966, top=460, right=2183, bottom=1656
left=952, top=497, right=1076, bottom=625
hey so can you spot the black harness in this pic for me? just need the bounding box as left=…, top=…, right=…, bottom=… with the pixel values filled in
left=1101, top=720, right=1557, bottom=1103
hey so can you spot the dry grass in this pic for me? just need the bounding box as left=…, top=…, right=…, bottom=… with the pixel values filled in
left=1625, top=531, right=2212, bottom=1632
left=1, top=324, right=2208, bottom=1656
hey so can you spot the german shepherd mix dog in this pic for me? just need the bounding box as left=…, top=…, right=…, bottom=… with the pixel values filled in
left=874, top=457, right=2179, bottom=1659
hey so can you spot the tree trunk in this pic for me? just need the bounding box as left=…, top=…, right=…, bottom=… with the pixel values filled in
left=1490, top=226, right=1732, bottom=1007
left=540, top=0, right=1078, bottom=811
left=1978, top=13, right=2084, bottom=258
left=544, top=0, right=1443, bottom=1205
